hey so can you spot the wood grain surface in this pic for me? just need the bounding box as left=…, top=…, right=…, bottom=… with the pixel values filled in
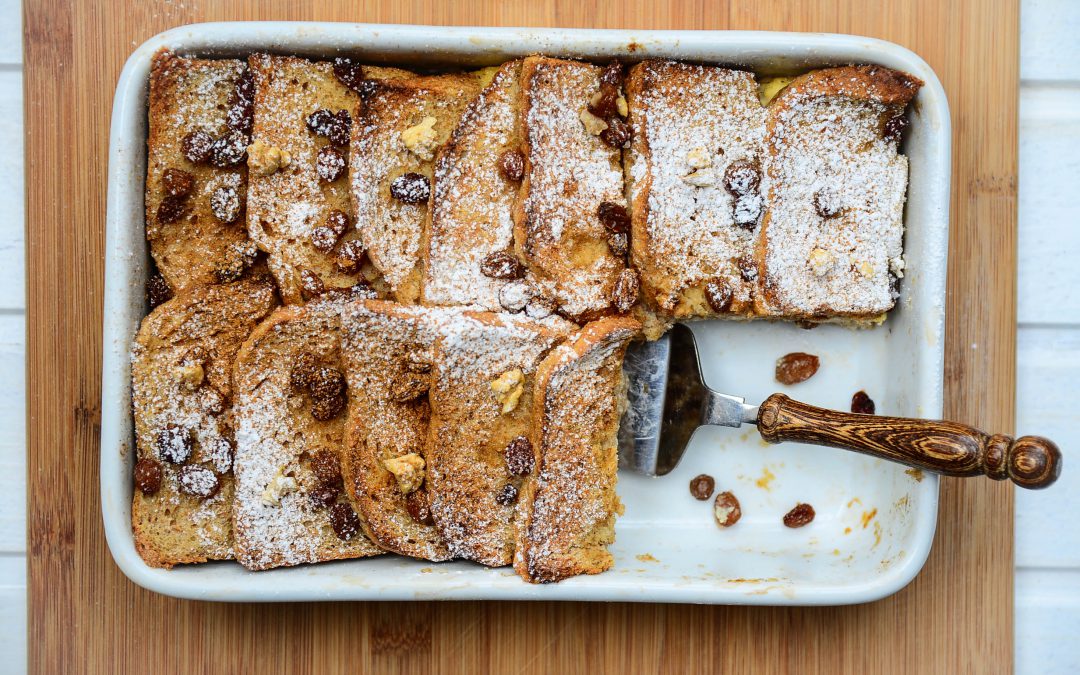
left=24, top=0, right=1019, bottom=673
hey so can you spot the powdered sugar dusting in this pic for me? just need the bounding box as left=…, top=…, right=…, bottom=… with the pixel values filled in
left=520, top=58, right=626, bottom=319
left=627, top=62, right=765, bottom=315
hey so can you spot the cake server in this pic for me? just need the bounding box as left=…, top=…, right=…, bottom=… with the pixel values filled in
left=618, top=323, right=1061, bottom=489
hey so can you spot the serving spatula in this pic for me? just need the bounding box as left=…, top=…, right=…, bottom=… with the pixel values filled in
left=618, top=323, right=1062, bottom=489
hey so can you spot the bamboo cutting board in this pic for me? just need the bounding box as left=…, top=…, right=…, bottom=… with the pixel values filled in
left=25, top=0, right=1019, bottom=672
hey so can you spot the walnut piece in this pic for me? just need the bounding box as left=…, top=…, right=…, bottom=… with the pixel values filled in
left=808, top=248, right=834, bottom=277
left=247, top=139, right=292, bottom=177
left=686, top=147, right=712, bottom=169
left=382, top=453, right=425, bottom=494
left=490, top=368, right=525, bottom=414
left=401, top=116, right=439, bottom=160
left=174, top=361, right=204, bottom=391
left=682, top=168, right=716, bottom=187
left=260, top=467, right=298, bottom=506
left=579, top=108, right=608, bottom=136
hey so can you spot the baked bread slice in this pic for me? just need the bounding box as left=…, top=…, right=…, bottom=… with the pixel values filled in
left=231, top=296, right=384, bottom=570
left=246, top=55, right=412, bottom=304
left=625, top=60, right=766, bottom=319
left=145, top=50, right=258, bottom=293
left=514, top=56, right=628, bottom=322
left=338, top=300, right=459, bottom=561
left=513, top=316, right=639, bottom=583
left=426, top=310, right=573, bottom=567
left=351, top=71, right=485, bottom=304
left=755, top=65, right=922, bottom=321
left=131, top=276, right=279, bottom=568
left=422, top=60, right=526, bottom=311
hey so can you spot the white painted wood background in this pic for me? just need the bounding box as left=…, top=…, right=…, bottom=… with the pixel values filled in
left=1, top=1, right=1077, bottom=672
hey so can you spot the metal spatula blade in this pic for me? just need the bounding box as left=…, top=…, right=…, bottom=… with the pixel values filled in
left=617, top=324, right=1061, bottom=489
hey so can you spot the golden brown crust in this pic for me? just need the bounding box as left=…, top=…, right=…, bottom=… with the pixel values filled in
left=339, top=300, right=456, bottom=561
left=514, top=317, right=639, bottom=583
left=514, top=56, right=627, bottom=323
left=145, top=50, right=254, bottom=292
left=131, top=276, right=279, bottom=568
left=351, top=73, right=484, bottom=304
left=426, top=310, right=573, bottom=566
left=246, top=54, right=392, bottom=304
left=422, top=61, right=526, bottom=310
left=754, top=65, right=922, bottom=321
left=231, top=298, right=384, bottom=570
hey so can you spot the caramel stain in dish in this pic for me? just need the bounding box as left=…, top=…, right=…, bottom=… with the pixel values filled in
left=905, top=468, right=925, bottom=482
left=847, top=497, right=862, bottom=508
left=636, top=553, right=659, bottom=563
left=844, top=527, right=852, bottom=534
left=755, top=467, right=776, bottom=490
left=873, top=521, right=883, bottom=547
left=860, top=508, right=878, bottom=529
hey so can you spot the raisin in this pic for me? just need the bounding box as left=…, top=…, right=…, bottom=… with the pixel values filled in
left=315, top=146, right=346, bottom=182
left=722, top=159, right=761, bottom=196
left=155, top=425, right=192, bottom=464
left=607, top=231, right=629, bottom=257
left=851, top=390, right=876, bottom=415
left=610, top=268, right=639, bottom=313
left=737, top=256, right=758, bottom=282
left=215, top=241, right=258, bottom=284
left=714, top=491, right=742, bottom=527
left=332, top=58, right=366, bottom=92
left=146, top=274, right=173, bottom=308
left=783, top=503, right=815, bottom=528
left=311, top=394, right=345, bottom=421
left=234, top=70, right=254, bottom=103
left=479, top=251, right=524, bottom=280
left=162, top=167, right=194, bottom=197
left=310, top=226, right=338, bottom=253
left=524, top=294, right=556, bottom=320
left=495, top=483, right=518, bottom=506
left=597, top=201, right=630, bottom=233
left=704, top=279, right=733, bottom=313
left=156, top=194, right=187, bottom=225
left=182, top=130, right=214, bottom=164
left=328, top=110, right=352, bottom=147
left=406, top=488, right=435, bottom=525
left=300, top=269, right=326, bottom=301
left=290, top=352, right=319, bottom=392
left=309, top=483, right=340, bottom=508
left=883, top=114, right=908, bottom=142
left=599, top=116, right=631, bottom=148
left=498, top=148, right=525, bottom=182
left=210, top=130, right=249, bottom=168
left=689, top=474, right=715, bottom=501
left=334, top=240, right=366, bottom=274
left=310, top=366, right=345, bottom=400
left=775, top=352, right=820, bottom=385
left=305, top=109, right=335, bottom=135
left=588, top=87, right=619, bottom=118
left=310, top=449, right=343, bottom=488
left=210, top=185, right=242, bottom=223
left=389, top=172, right=430, bottom=204
left=390, top=374, right=429, bottom=403
left=177, top=465, right=221, bottom=499
left=498, top=280, right=536, bottom=313
left=813, top=189, right=841, bottom=219
left=199, top=387, right=226, bottom=415
left=325, top=209, right=349, bottom=236
left=208, top=437, right=234, bottom=474
left=134, top=458, right=163, bottom=495
left=504, top=436, right=534, bottom=476
left=732, top=193, right=762, bottom=229
left=226, top=99, right=253, bottom=136
left=328, top=502, right=361, bottom=540
left=599, top=60, right=625, bottom=88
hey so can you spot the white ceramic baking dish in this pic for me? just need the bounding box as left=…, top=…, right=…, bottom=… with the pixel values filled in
left=101, top=22, right=950, bottom=605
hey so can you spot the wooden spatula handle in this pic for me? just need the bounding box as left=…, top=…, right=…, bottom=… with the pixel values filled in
left=756, top=394, right=1061, bottom=489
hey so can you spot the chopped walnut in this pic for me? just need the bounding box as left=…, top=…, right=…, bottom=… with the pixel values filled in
left=686, top=147, right=712, bottom=169
left=615, top=95, right=629, bottom=118
left=579, top=108, right=608, bottom=136
left=889, top=256, right=906, bottom=279
left=247, top=139, right=292, bottom=177
left=260, top=467, right=299, bottom=506
left=682, top=168, right=716, bottom=187
left=857, top=260, right=875, bottom=279
left=174, top=360, right=204, bottom=391
left=808, top=248, right=834, bottom=277
left=490, top=368, right=525, bottom=414
left=401, top=115, right=439, bottom=160
left=382, top=453, right=425, bottom=494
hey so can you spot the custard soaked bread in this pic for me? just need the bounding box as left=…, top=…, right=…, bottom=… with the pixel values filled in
left=426, top=311, right=573, bottom=567
left=339, top=301, right=456, bottom=561
left=131, top=277, right=278, bottom=568
left=514, top=317, right=639, bottom=583
left=231, top=296, right=384, bottom=570
left=246, top=54, right=411, bottom=304
left=423, top=60, right=528, bottom=311
left=351, top=71, right=484, bottom=304
left=755, top=65, right=922, bottom=321
left=145, top=51, right=258, bottom=293
left=515, top=57, right=631, bottom=322
left=625, top=60, right=766, bottom=319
